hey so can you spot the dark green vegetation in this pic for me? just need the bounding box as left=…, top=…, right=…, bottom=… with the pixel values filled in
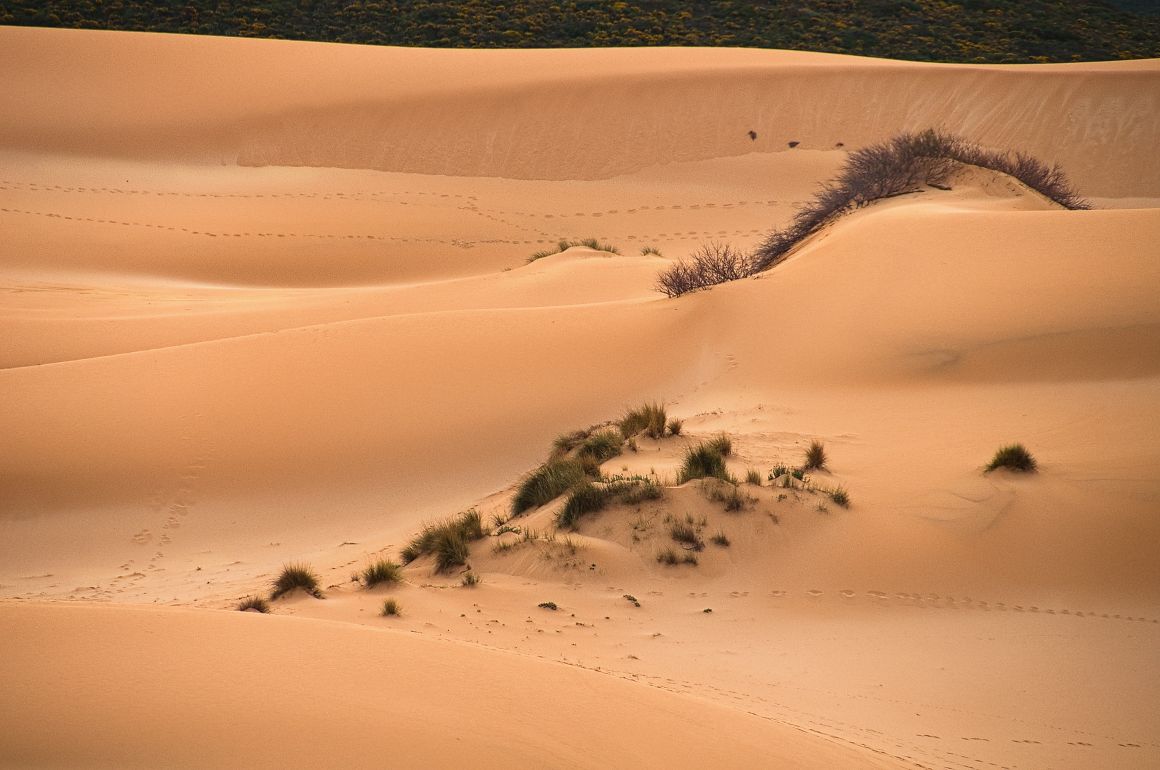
left=657, top=546, right=698, bottom=566
left=7, top=1, right=1158, bottom=63
left=512, top=458, right=592, bottom=515
left=803, top=440, right=828, bottom=472
left=557, top=477, right=662, bottom=529
left=985, top=443, right=1038, bottom=473
left=360, top=559, right=402, bottom=588
left=270, top=563, right=322, bottom=600
left=677, top=440, right=731, bottom=484
left=401, top=509, right=485, bottom=572
left=381, top=598, right=401, bottom=616
left=829, top=487, right=851, bottom=508
left=657, top=130, right=1091, bottom=297
left=619, top=402, right=667, bottom=440
left=236, top=596, right=270, bottom=613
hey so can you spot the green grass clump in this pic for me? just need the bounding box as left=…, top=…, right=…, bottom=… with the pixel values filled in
left=666, top=418, right=683, bottom=436
left=677, top=440, right=730, bottom=484
left=745, top=468, right=763, bottom=486
left=641, top=246, right=663, bottom=257
left=237, top=596, right=270, bottom=613
left=668, top=521, right=704, bottom=551
left=512, top=458, right=590, bottom=515
left=710, top=530, right=731, bottom=547
left=829, top=487, right=850, bottom=508
left=706, top=433, right=732, bottom=456
left=529, top=238, right=620, bottom=262
left=552, top=428, right=590, bottom=456
left=361, top=559, right=402, bottom=588
left=985, top=444, right=1037, bottom=473
left=620, top=402, right=667, bottom=439
left=802, top=440, right=827, bottom=471
left=381, top=598, right=401, bottom=616
left=558, top=481, right=610, bottom=529
left=270, top=563, right=322, bottom=600
left=657, top=547, right=698, bottom=566
left=578, top=429, right=624, bottom=463
left=619, top=479, right=663, bottom=505
left=401, top=509, right=486, bottom=571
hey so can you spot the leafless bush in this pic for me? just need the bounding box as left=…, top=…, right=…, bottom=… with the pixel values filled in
left=656, top=242, right=755, bottom=298
left=656, top=129, right=1090, bottom=296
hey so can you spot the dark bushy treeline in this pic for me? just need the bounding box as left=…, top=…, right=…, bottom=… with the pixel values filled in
left=656, top=130, right=1090, bottom=298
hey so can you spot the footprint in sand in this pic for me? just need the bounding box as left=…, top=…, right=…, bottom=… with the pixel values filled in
left=131, top=529, right=152, bottom=545
left=806, top=589, right=824, bottom=598
left=839, top=589, right=856, bottom=599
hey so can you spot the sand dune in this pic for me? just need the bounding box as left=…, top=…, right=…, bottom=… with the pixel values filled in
left=2, top=27, right=1158, bottom=769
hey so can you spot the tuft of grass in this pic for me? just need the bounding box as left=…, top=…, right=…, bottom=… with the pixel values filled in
left=529, top=238, right=620, bottom=262
left=745, top=468, right=763, bottom=486
left=538, top=601, right=558, bottom=611
left=802, top=440, right=827, bottom=471
left=551, top=428, right=590, bottom=456
left=985, top=443, right=1037, bottom=473
left=512, top=458, right=589, bottom=515
left=707, top=433, right=732, bottom=456
left=270, top=563, right=322, bottom=600
left=666, top=418, right=683, bottom=436
left=640, top=246, right=663, bottom=257
left=620, top=479, right=663, bottom=505
left=657, top=547, right=698, bottom=566
left=381, top=598, right=401, bottom=616
left=361, top=559, right=402, bottom=588
left=619, top=402, right=667, bottom=439
left=237, top=596, right=270, bottom=613
left=668, top=520, right=705, bottom=551
left=557, top=481, right=611, bottom=529
left=706, top=482, right=748, bottom=511
left=578, top=429, right=624, bottom=464
left=710, top=530, right=731, bottom=547
left=677, top=440, right=730, bottom=484
left=461, top=571, right=481, bottom=587
left=829, top=486, right=851, bottom=508
left=401, top=509, right=486, bottom=571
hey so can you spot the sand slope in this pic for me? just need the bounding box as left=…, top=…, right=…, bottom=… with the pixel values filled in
left=2, top=28, right=1159, bottom=770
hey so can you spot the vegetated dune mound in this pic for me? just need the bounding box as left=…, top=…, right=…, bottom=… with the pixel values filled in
left=1, top=27, right=1158, bottom=196
left=0, top=602, right=883, bottom=769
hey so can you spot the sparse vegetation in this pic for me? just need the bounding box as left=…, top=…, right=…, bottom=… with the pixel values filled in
left=666, top=418, right=683, bottom=436
left=381, top=598, right=401, bottom=616
left=461, top=571, right=481, bottom=587
left=668, top=520, right=705, bottom=551
left=802, top=440, right=828, bottom=471
left=710, top=530, right=731, bottom=547
left=578, top=429, right=624, bottom=464
left=620, top=402, right=667, bottom=439
left=529, top=237, right=620, bottom=262
left=657, top=547, right=699, bottom=566
left=237, top=596, right=270, bottom=613
left=401, top=509, right=486, bottom=571
left=705, top=481, right=750, bottom=511
left=512, top=458, right=590, bottom=515
left=829, top=486, right=850, bottom=508
left=707, top=433, right=732, bottom=456
left=985, top=443, right=1038, bottom=473
left=641, top=246, right=664, bottom=257
left=270, top=563, right=323, bottom=600
left=657, top=130, right=1091, bottom=297
left=557, top=476, right=661, bottom=529
left=677, top=439, right=731, bottom=484
left=745, top=468, right=763, bottom=486
left=361, top=559, right=402, bottom=588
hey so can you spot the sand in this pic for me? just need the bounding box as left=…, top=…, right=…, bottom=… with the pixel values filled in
left=1, top=26, right=1158, bottom=769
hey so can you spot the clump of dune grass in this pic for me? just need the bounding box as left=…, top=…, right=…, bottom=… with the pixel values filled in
left=556, top=477, right=663, bottom=529
left=657, top=547, right=698, bottom=566
left=709, top=482, right=749, bottom=512
left=620, top=402, right=667, bottom=439
left=710, top=530, right=731, bottom=547
left=552, top=428, right=591, bottom=456
left=677, top=439, right=731, bottom=484
left=707, top=433, right=732, bottom=456
left=270, top=563, right=322, bottom=600
left=361, top=559, right=402, bottom=588
left=641, top=246, right=663, bottom=257
left=802, top=440, right=827, bottom=471
left=512, top=458, right=590, bottom=515
left=668, top=520, right=705, bottom=551
left=237, top=596, right=270, bottom=613
left=461, top=571, right=481, bottom=587
left=985, top=443, right=1037, bottom=473
left=381, top=598, right=401, bottom=616
left=578, top=429, right=624, bottom=464
left=745, top=468, right=763, bottom=486
left=529, top=238, right=620, bottom=262
left=829, top=487, right=850, bottom=508
left=401, top=509, right=485, bottom=572
left=666, top=418, right=683, bottom=436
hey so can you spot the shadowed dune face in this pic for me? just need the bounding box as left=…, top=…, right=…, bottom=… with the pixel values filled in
left=2, top=28, right=1159, bottom=770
